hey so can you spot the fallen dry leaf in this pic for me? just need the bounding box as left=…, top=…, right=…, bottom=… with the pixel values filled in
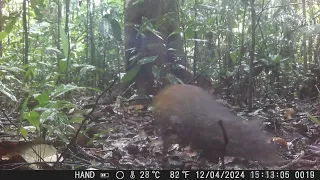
left=3, top=143, right=63, bottom=169
left=283, top=108, right=296, bottom=120
left=272, top=137, right=288, bottom=147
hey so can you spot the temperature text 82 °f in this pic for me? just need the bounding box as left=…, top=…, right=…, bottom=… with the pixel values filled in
left=139, top=170, right=161, bottom=179
left=170, top=171, right=190, bottom=179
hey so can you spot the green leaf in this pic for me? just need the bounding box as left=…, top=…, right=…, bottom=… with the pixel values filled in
left=59, top=25, right=69, bottom=58
left=24, top=111, right=40, bottom=128
left=128, top=54, right=141, bottom=64
left=0, top=32, right=8, bottom=41
left=51, top=84, right=86, bottom=98
left=280, top=57, right=290, bottom=63
left=142, top=17, right=153, bottom=27
left=132, top=0, right=144, bottom=5
left=5, top=17, right=17, bottom=33
left=226, top=70, right=232, bottom=77
left=168, top=73, right=183, bottom=84
left=56, top=131, right=70, bottom=144
left=0, top=55, right=16, bottom=64
left=59, top=59, right=67, bottom=73
left=308, top=114, right=320, bottom=127
left=40, top=109, right=57, bottom=124
left=168, top=28, right=183, bottom=38
left=185, top=27, right=194, bottom=39
left=110, top=19, right=122, bottom=41
left=79, top=65, right=96, bottom=76
left=22, top=97, right=30, bottom=112
left=141, top=17, right=163, bottom=40
left=121, top=65, right=140, bottom=83
left=0, top=65, right=24, bottom=73
left=46, top=47, right=61, bottom=54
left=35, top=90, right=50, bottom=106
left=137, top=56, right=158, bottom=65
left=20, top=127, right=28, bottom=138
left=0, top=81, right=17, bottom=102
left=24, top=65, right=36, bottom=80
left=30, top=0, right=40, bottom=8
left=152, top=66, right=161, bottom=80
left=4, top=75, right=22, bottom=84
left=50, top=100, right=77, bottom=109
left=33, top=7, right=43, bottom=20
left=230, top=51, right=240, bottom=62
left=71, top=117, right=85, bottom=123
left=271, top=55, right=282, bottom=64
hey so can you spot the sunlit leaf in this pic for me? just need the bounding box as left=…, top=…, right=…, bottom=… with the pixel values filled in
left=35, top=90, right=50, bottom=106
left=59, top=25, right=69, bottom=58
left=20, top=128, right=28, bottom=138
left=24, top=111, right=40, bottom=128
left=59, top=59, right=67, bottom=73
left=137, top=56, right=158, bottom=65
left=0, top=32, right=8, bottom=41
left=0, top=81, right=17, bottom=102
left=121, top=66, right=140, bottom=83
left=51, top=84, right=86, bottom=98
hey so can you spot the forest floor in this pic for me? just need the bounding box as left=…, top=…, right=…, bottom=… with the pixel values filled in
left=64, top=95, right=320, bottom=170
left=1, top=95, right=320, bottom=170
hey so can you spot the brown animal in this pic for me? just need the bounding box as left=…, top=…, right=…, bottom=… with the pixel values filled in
left=153, top=84, right=282, bottom=165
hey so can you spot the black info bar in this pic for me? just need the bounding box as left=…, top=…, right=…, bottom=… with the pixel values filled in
left=0, top=170, right=317, bottom=179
